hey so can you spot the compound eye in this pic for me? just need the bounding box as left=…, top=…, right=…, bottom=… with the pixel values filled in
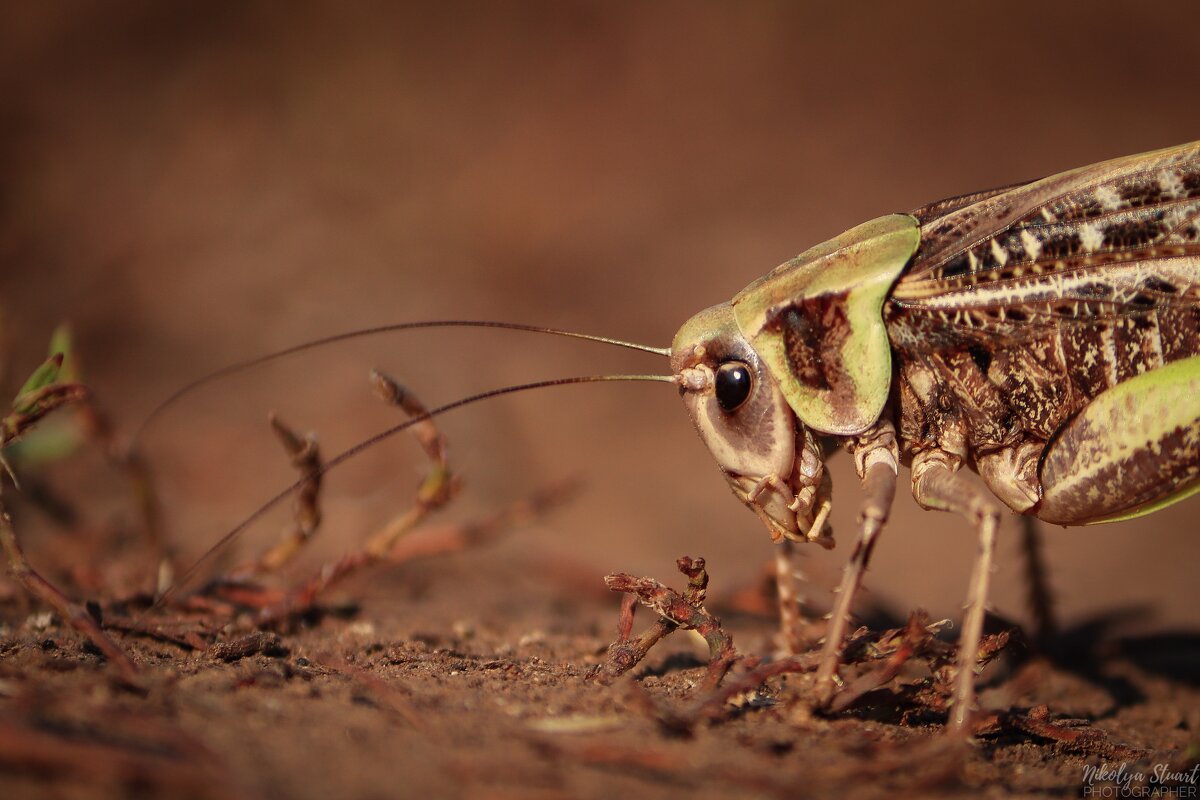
left=714, top=361, right=752, bottom=412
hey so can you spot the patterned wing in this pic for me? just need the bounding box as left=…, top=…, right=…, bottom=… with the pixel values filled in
left=888, top=142, right=1200, bottom=400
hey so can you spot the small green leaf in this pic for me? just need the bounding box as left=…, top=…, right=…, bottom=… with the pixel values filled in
left=14, top=353, right=64, bottom=408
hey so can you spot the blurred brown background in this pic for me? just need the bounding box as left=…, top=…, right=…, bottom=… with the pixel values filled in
left=1, top=2, right=1196, bottom=631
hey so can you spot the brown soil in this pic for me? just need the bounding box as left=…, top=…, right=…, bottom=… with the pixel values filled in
left=2, top=3, right=1199, bottom=798
left=1, top=541, right=1198, bottom=800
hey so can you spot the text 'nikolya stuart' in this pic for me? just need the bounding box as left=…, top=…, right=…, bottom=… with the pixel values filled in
left=1082, top=762, right=1200, bottom=798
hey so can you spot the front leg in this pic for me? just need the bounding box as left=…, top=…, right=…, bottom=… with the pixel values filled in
left=910, top=448, right=1001, bottom=734
left=813, top=420, right=898, bottom=707
left=774, top=539, right=807, bottom=654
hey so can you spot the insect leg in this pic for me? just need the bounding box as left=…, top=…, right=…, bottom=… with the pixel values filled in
left=774, top=539, right=806, bottom=653
left=1019, top=516, right=1057, bottom=643
left=910, top=448, right=1001, bottom=734
left=814, top=420, right=898, bottom=708
left=1038, top=355, right=1200, bottom=525
left=978, top=444, right=1059, bottom=639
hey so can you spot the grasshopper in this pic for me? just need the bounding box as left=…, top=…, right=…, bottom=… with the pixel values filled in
left=143, top=140, right=1198, bottom=733
left=670, top=140, right=1200, bottom=731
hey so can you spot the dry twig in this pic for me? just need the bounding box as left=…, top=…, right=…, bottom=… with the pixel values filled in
left=598, top=556, right=737, bottom=690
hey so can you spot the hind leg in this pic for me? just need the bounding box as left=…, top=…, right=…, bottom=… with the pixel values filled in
left=1039, top=355, right=1200, bottom=525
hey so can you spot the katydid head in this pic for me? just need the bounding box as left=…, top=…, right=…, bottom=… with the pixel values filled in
left=664, top=216, right=924, bottom=547
left=670, top=302, right=833, bottom=547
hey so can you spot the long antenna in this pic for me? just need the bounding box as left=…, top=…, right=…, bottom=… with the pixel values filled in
left=151, top=373, right=676, bottom=611
left=132, top=321, right=670, bottom=445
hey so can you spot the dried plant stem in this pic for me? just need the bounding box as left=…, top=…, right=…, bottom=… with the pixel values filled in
left=230, top=413, right=323, bottom=577
left=253, top=482, right=572, bottom=627
left=0, top=492, right=138, bottom=683
left=76, top=398, right=164, bottom=558
left=600, top=556, right=737, bottom=689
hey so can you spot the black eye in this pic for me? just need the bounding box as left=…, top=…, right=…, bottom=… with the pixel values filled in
left=715, top=361, right=752, bottom=412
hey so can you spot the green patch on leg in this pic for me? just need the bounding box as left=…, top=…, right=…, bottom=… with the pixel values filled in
left=1090, top=478, right=1200, bottom=524
left=1040, top=355, right=1200, bottom=525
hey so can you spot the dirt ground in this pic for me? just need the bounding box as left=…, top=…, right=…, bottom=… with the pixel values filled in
left=1, top=536, right=1199, bottom=799
left=2, top=3, right=1200, bottom=798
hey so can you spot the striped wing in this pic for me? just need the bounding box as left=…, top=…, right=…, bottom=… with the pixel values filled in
left=888, top=142, right=1200, bottom=399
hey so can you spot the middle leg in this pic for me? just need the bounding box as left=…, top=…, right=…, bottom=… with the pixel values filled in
left=910, top=448, right=1001, bottom=734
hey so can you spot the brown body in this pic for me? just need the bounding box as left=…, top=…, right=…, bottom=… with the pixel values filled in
left=889, top=146, right=1200, bottom=520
